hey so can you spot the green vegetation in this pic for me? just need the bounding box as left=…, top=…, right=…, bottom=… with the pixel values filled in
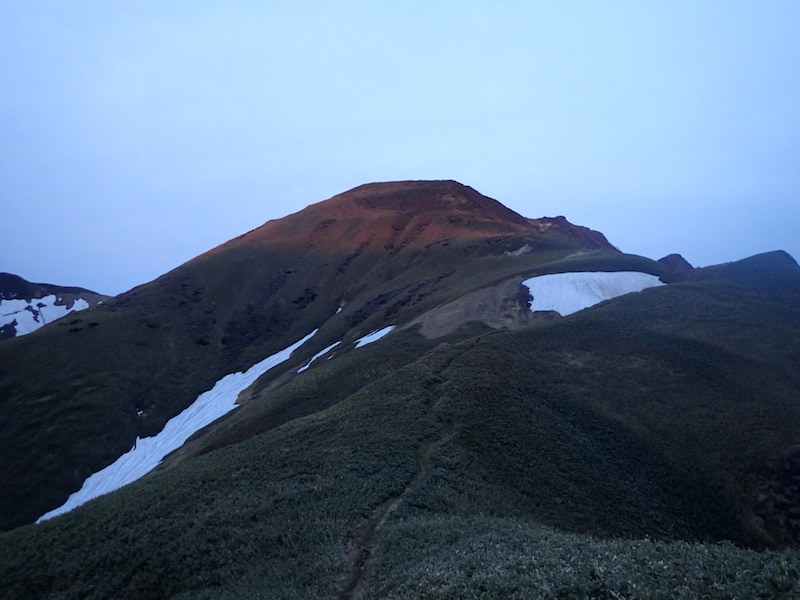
left=2, top=178, right=799, bottom=597
left=2, top=251, right=799, bottom=598
left=0, top=337, right=442, bottom=600
left=371, top=519, right=799, bottom=600
left=0, top=218, right=641, bottom=531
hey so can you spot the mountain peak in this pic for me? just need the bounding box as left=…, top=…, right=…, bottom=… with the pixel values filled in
left=331, top=179, right=531, bottom=226
left=657, top=253, right=694, bottom=271
left=204, top=180, right=618, bottom=261
left=210, top=180, right=537, bottom=258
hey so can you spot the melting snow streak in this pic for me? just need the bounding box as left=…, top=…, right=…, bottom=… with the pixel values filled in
left=37, top=329, right=318, bottom=523
left=297, top=341, right=342, bottom=373
left=523, top=271, right=664, bottom=316
left=354, top=325, right=395, bottom=348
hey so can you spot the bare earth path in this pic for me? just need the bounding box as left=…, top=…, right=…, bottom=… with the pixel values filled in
left=336, top=423, right=458, bottom=600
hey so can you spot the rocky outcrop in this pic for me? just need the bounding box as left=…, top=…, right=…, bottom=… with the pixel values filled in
left=407, top=277, right=558, bottom=338
left=527, top=216, right=618, bottom=251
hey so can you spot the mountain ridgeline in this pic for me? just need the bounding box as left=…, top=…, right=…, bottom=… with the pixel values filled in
left=1, top=180, right=799, bottom=600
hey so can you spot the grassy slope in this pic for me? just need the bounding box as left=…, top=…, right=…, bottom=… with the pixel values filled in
left=0, top=246, right=330, bottom=530
left=0, top=218, right=653, bottom=531
left=1, top=253, right=799, bottom=599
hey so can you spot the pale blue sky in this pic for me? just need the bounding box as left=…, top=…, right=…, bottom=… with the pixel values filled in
left=3, top=2, right=798, bottom=295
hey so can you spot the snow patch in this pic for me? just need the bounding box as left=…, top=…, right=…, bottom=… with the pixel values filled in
left=297, top=341, right=342, bottom=373
left=0, top=295, right=90, bottom=336
left=522, top=271, right=664, bottom=316
left=36, top=328, right=318, bottom=523
left=354, top=326, right=395, bottom=348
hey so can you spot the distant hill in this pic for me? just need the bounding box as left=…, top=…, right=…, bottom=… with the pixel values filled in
left=1, top=181, right=798, bottom=600
left=0, top=273, right=109, bottom=339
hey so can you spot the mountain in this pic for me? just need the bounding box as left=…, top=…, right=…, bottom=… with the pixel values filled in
left=0, top=273, right=108, bottom=339
left=0, top=180, right=652, bottom=532
left=1, top=180, right=799, bottom=599
left=657, top=253, right=694, bottom=271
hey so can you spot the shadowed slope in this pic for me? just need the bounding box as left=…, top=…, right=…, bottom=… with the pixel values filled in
left=1, top=253, right=799, bottom=599
left=0, top=181, right=631, bottom=531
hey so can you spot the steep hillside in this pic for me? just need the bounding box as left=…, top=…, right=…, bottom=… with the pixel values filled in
left=2, top=181, right=798, bottom=599
left=0, top=180, right=666, bottom=532
left=0, top=250, right=798, bottom=599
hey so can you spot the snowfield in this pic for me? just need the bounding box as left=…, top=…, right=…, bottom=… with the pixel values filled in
left=37, top=329, right=318, bottom=523
left=297, top=341, right=342, bottom=373
left=355, top=325, right=395, bottom=348
left=0, top=295, right=90, bottom=336
left=522, top=271, right=664, bottom=316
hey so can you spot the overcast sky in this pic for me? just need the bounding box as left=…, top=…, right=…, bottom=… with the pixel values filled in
left=3, top=2, right=799, bottom=296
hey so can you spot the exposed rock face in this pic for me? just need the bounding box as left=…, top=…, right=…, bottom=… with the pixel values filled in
left=408, top=277, right=558, bottom=338
left=197, top=180, right=535, bottom=260
left=344, top=180, right=532, bottom=228
left=528, top=215, right=618, bottom=251
left=658, top=254, right=694, bottom=270
left=196, top=181, right=619, bottom=260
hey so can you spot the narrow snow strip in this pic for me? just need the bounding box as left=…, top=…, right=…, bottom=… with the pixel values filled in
left=0, top=295, right=90, bottom=336
left=354, top=325, right=395, bottom=348
left=37, top=328, right=318, bottom=523
left=522, top=271, right=664, bottom=317
left=297, top=341, right=342, bottom=373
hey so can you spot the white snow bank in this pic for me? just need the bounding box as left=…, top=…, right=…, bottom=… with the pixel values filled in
left=0, top=295, right=90, bottom=336
left=37, top=328, right=318, bottom=523
left=297, top=341, right=342, bottom=373
left=354, top=325, right=395, bottom=348
left=522, top=271, right=663, bottom=317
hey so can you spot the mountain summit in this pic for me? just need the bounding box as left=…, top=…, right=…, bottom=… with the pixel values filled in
left=200, top=180, right=616, bottom=258
left=330, top=180, right=532, bottom=227
left=2, top=182, right=799, bottom=599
